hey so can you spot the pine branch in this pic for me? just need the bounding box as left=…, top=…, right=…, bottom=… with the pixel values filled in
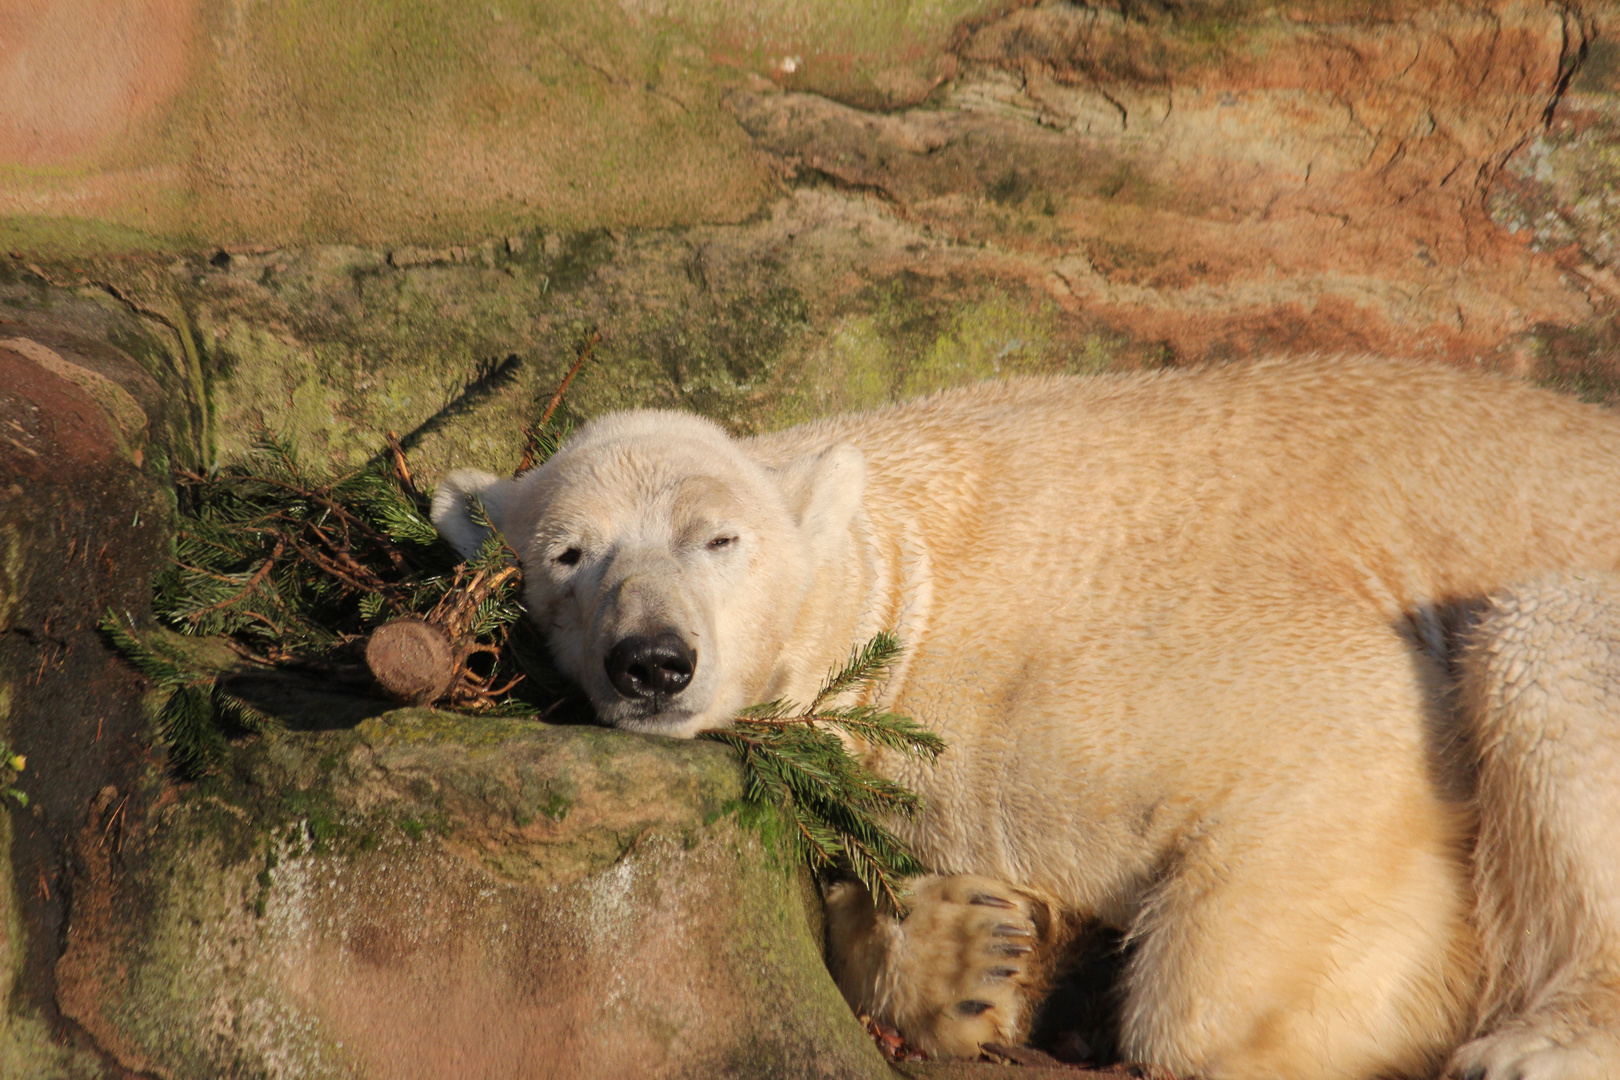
left=700, top=632, right=943, bottom=914
left=810, top=706, right=946, bottom=760
left=106, top=359, right=591, bottom=773
left=99, top=614, right=192, bottom=687
left=212, top=687, right=277, bottom=733
left=157, top=425, right=464, bottom=652
left=99, top=610, right=283, bottom=779
left=812, top=630, right=902, bottom=710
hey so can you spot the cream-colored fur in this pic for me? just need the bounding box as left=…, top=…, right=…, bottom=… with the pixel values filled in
left=433, top=358, right=1620, bottom=1080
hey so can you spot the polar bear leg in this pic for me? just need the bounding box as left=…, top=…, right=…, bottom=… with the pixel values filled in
left=1448, top=573, right=1620, bottom=1080
left=823, top=874, right=1055, bottom=1057
left=1116, top=784, right=1478, bottom=1080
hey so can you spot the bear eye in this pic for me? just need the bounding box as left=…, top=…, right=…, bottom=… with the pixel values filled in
left=556, top=547, right=582, bottom=566
left=707, top=535, right=736, bottom=551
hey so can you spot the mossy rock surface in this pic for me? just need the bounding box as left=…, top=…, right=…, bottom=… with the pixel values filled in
left=57, top=711, right=889, bottom=1080
left=3, top=223, right=1126, bottom=482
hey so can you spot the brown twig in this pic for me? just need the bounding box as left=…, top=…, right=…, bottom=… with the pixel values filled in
left=515, top=327, right=599, bottom=476
left=170, top=559, right=296, bottom=633
left=286, top=537, right=404, bottom=609
left=306, top=525, right=393, bottom=587
left=540, top=329, right=598, bottom=429
left=175, top=528, right=277, bottom=559
left=223, top=639, right=279, bottom=666
left=427, top=562, right=520, bottom=638
left=384, top=430, right=421, bottom=501
left=237, top=610, right=291, bottom=637
left=455, top=670, right=525, bottom=705
left=184, top=538, right=286, bottom=619
left=241, top=475, right=407, bottom=567
left=172, top=559, right=253, bottom=585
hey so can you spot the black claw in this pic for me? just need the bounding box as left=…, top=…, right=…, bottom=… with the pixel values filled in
left=993, top=923, right=1034, bottom=938
left=991, top=942, right=1034, bottom=957
left=956, top=1000, right=994, bottom=1017
left=970, top=893, right=1016, bottom=909
left=1460, top=1068, right=1486, bottom=1080
left=984, top=966, right=1019, bottom=980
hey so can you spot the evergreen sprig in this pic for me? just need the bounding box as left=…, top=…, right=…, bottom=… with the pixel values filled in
left=156, top=429, right=472, bottom=652
left=107, top=427, right=540, bottom=774
left=150, top=429, right=530, bottom=679
left=106, top=335, right=603, bottom=777
left=702, top=632, right=944, bottom=914
left=99, top=611, right=277, bottom=777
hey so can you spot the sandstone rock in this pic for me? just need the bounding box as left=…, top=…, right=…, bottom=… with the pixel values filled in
left=1, top=1, right=1613, bottom=370
left=0, top=308, right=896, bottom=1078
left=56, top=712, right=888, bottom=1080
left=6, top=0, right=1619, bottom=439
left=0, top=314, right=178, bottom=1077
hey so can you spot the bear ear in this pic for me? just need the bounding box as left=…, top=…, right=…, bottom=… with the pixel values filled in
left=431, top=469, right=517, bottom=559
left=773, top=443, right=866, bottom=545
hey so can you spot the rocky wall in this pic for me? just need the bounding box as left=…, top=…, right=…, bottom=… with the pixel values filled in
left=5, top=0, right=1620, bottom=1075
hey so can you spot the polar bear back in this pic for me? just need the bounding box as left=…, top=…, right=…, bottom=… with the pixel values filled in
left=749, top=357, right=1619, bottom=616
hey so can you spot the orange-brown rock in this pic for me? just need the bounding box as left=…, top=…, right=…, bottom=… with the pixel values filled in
left=735, top=0, right=1600, bottom=365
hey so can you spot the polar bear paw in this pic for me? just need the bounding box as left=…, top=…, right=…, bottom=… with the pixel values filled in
left=824, top=874, right=1051, bottom=1058
left=1447, top=1023, right=1620, bottom=1080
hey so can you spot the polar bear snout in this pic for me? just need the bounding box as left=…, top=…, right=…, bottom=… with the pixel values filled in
left=604, top=631, right=697, bottom=701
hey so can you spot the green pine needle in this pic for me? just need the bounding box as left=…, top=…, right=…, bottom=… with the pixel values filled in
left=100, top=609, right=285, bottom=780
left=163, top=685, right=226, bottom=778
left=358, top=592, right=387, bottom=624
left=701, top=632, right=943, bottom=914
left=812, top=630, right=903, bottom=709
left=470, top=593, right=524, bottom=638
left=99, top=613, right=191, bottom=687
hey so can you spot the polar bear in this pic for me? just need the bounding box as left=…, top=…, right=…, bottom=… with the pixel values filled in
left=432, top=357, right=1620, bottom=1080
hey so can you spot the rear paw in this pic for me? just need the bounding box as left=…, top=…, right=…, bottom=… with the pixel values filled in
left=1449, top=1024, right=1620, bottom=1080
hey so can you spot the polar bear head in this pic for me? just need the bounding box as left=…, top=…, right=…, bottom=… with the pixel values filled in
left=431, top=411, right=866, bottom=737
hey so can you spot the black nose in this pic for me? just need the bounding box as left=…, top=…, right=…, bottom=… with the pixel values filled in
left=604, top=632, right=696, bottom=700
